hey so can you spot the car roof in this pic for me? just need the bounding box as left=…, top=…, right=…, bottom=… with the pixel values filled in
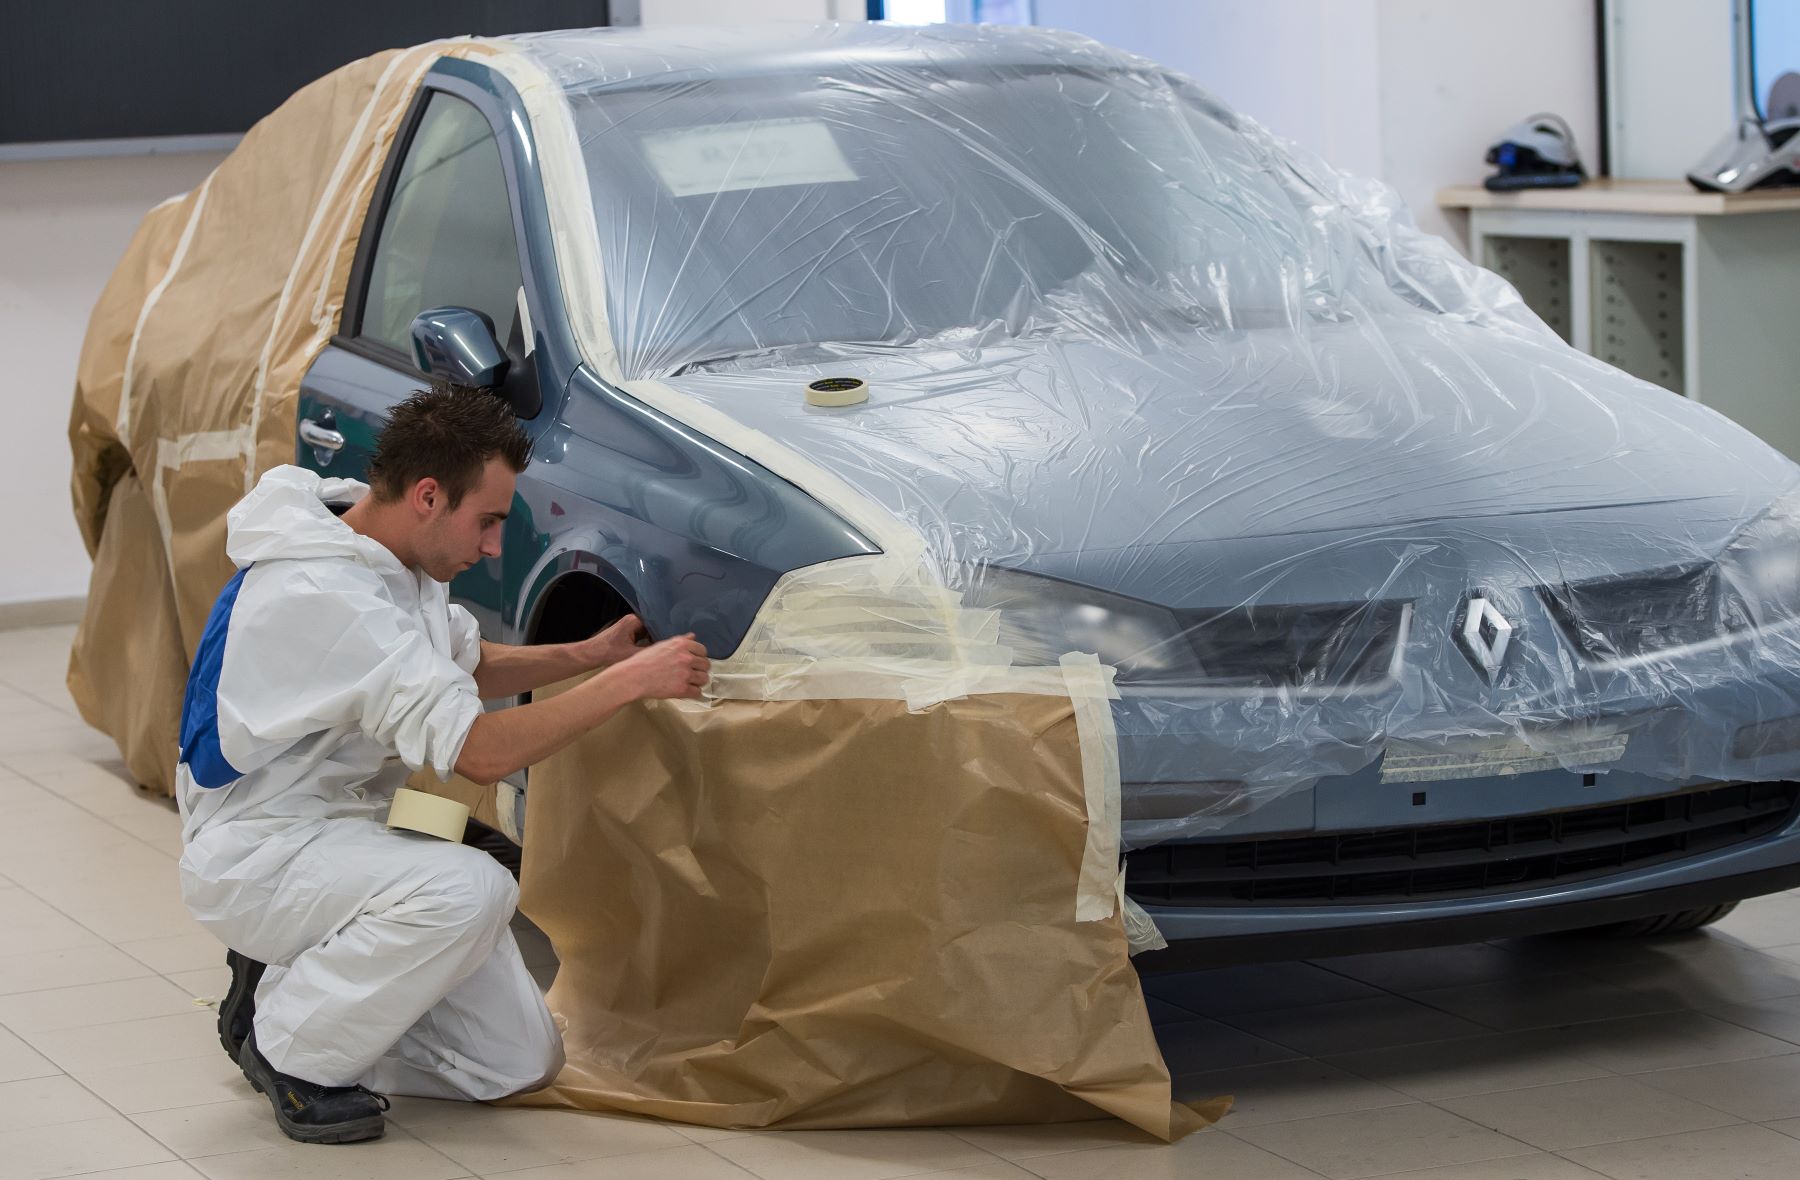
left=501, top=20, right=1149, bottom=95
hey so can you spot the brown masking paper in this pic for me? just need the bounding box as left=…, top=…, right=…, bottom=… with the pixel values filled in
left=66, top=41, right=497, bottom=796
left=508, top=683, right=1225, bottom=1139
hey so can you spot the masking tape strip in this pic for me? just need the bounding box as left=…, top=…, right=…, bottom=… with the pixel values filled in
left=150, top=426, right=257, bottom=569
left=1063, top=652, right=1122, bottom=922
left=388, top=787, right=471, bottom=841
left=119, top=173, right=214, bottom=439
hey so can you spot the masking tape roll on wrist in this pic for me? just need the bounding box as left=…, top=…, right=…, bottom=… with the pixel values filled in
left=387, top=788, right=470, bottom=841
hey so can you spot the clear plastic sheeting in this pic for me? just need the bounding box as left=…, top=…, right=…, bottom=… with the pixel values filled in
left=513, top=22, right=1800, bottom=847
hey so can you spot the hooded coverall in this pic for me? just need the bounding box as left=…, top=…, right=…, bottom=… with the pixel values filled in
left=175, top=464, right=563, bottom=1099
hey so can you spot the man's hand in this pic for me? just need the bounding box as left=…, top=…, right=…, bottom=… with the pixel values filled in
left=611, top=633, right=711, bottom=701
left=454, top=632, right=713, bottom=786
left=575, top=614, right=650, bottom=670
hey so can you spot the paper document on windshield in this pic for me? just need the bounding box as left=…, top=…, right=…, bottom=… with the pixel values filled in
left=641, top=117, right=860, bottom=197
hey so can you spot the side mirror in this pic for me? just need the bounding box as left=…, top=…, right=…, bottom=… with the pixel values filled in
left=410, top=307, right=508, bottom=388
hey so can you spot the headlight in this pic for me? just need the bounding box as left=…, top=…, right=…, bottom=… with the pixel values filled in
left=961, top=567, right=1202, bottom=679
left=962, top=567, right=1408, bottom=689
left=1721, top=489, right=1800, bottom=625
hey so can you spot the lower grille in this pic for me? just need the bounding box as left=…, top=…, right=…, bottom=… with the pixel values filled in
left=1124, top=781, right=1800, bottom=906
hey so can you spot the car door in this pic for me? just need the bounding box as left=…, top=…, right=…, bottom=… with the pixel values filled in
left=295, top=82, right=552, bottom=639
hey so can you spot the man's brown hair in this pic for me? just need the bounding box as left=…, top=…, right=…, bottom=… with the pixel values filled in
left=364, top=383, right=532, bottom=507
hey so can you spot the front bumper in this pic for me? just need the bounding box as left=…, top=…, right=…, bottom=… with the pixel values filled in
left=1130, top=784, right=1800, bottom=970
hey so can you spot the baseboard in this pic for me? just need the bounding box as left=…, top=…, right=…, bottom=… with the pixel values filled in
left=0, top=596, right=86, bottom=630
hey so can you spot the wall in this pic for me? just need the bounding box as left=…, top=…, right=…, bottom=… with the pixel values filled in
left=0, top=150, right=226, bottom=610
left=1607, top=0, right=1737, bottom=179
left=1032, top=0, right=1598, bottom=247
left=1376, top=0, right=1599, bottom=243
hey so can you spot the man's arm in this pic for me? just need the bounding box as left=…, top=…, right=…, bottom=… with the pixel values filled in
left=470, top=614, right=651, bottom=699
left=454, top=632, right=709, bottom=786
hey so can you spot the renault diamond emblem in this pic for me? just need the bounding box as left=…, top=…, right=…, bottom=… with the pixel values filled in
left=1457, top=596, right=1514, bottom=681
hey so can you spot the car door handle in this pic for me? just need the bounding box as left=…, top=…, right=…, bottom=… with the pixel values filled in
left=299, top=418, right=345, bottom=452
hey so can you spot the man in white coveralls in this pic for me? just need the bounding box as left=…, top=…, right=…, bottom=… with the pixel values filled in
left=175, top=383, right=710, bottom=1144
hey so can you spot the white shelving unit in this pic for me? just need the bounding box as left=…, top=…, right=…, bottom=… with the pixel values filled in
left=1439, top=179, right=1800, bottom=459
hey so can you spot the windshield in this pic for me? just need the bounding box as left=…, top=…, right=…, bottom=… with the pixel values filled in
left=565, top=63, right=1397, bottom=378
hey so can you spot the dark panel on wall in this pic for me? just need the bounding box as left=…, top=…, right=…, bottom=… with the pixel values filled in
left=2, top=2, right=610, bottom=145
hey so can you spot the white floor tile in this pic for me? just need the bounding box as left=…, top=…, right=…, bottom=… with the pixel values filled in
left=1563, top=1122, right=1800, bottom=1180
left=0, top=1073, right=117, bottom=1133
left=0, top=884, right=109, bottom=955
left=1322, top=1029, right=1613, bottom=1101
left=487, top=1144, right=773, bottom=1179
left=1407, top=972, right=1681, bottom=1032
left=1355, top=1155, right=1608, bottom=1179
left=1434, top=1074, right=1739, bottom=1151
left=166, top=966, right=230, bottom=1001
left=0, top=1025, right=60, bottom=1083
left=0, top=943, right=156, bottom=996
left=65, top=1164, right=207, bottom=1180
left=0, top=975, right=200, bottom=1034
left=118, top=933, right=227, bottom=976
left=1153, top=1016, right=1306, bottom=1074
left=181, top=1127, right=470, bottom=1180
left=1629, top=1050, right=1800, bottom=1121
left=1222, top=995, right=1488, bottom=1058
left=131, top=1096, right=300, bottom=1159
left=1229, top=1103, right=1535, bottom=1179
left=383, top=1097, right=688, bottom=1174
left=1170, top=1058, right=1410, bottom=1128
left=706, top=1128, right=999, bottom=1180
left=2, top=753, right=149, bottom=816
left=947, top=1120, right=1158, bottom=1161
left=71, top=1052, right=250, bottom=1116
left=1019, top=1128, right=1325, bottom=1179
left=23, top=1010, right=220, bottom=1074
left=1552, top=1011, right=1796, bottom=1074
left=1311, top=942, right=1560, bottom=994
left=0, top=1112, right=176, bottom=1179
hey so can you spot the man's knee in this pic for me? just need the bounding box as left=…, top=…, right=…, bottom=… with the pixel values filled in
left=416, top=845, right=518, bottom=940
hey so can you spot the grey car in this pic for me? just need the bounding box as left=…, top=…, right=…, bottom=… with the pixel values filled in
left=295, top=22, right=1800, bottom=967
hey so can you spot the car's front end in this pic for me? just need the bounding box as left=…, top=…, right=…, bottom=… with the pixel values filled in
left=1107, top=498, right=1800, bottom=966
left=500, top=22, right=1800, bottom=958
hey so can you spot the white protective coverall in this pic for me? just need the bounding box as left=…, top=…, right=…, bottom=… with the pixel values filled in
left=175, top=464, right=562, bottom=1100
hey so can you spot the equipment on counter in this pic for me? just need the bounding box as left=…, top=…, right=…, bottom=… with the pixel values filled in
left=1484, top=113, right=1586, bottom=191
left=1689, top=72, right=1800, bottom=193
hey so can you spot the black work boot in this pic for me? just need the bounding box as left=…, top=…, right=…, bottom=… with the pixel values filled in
left=217, top=949, right=266, bottom=1060
left=237, top=1029, right=388, bottom=1145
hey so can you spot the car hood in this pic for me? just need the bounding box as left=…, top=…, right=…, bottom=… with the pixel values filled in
left=658, top=317, right=1800, bottom=607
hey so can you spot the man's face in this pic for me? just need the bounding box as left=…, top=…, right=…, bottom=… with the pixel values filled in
left=412, top=458, right=516, bottom=582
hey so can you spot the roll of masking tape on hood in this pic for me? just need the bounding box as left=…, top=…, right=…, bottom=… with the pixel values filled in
left=387, top=788, right=470, bottom=841
left=805, top=376, right=869, bottom=407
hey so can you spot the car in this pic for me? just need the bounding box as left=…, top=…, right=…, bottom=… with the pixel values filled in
left=107, top=21, right=1800, bottom=968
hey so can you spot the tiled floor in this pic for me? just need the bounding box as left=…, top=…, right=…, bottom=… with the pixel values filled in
left=11, top=623, right=1800, bottom=1178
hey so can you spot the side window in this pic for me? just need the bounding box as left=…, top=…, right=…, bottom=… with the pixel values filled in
left=360, top=92, right=524, bottom=356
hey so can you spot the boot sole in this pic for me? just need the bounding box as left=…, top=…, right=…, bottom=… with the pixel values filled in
left=244, top=1072, right=386, bottom=1144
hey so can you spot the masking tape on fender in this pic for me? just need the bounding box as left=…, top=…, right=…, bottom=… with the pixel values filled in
left=1062, top=652, right=1122, bottom=922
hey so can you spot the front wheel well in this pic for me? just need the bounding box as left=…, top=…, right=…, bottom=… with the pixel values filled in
left=527, top=572, right=634, bottom=646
